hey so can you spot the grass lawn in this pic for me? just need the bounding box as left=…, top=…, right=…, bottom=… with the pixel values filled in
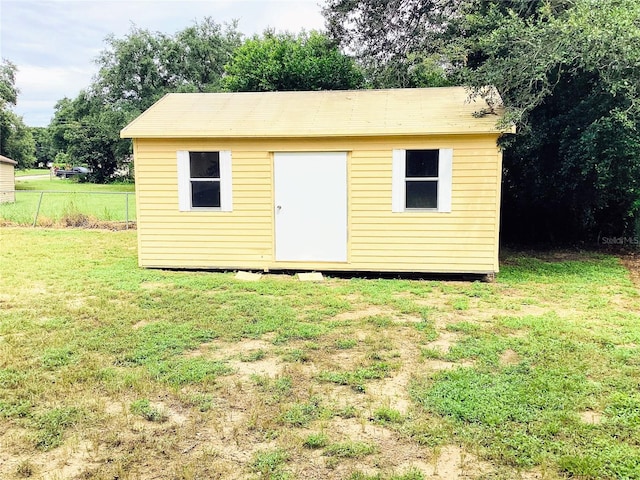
left=0, top=179, right=136, bottom=225
left=14, top=169, right=50, bottom=177
left=1, top=228, right=639, bottom=479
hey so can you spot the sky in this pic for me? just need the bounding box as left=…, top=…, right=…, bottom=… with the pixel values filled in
left=0, top=0, right=326, bottom=127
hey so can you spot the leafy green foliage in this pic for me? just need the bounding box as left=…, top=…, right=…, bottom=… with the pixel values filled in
left=475, top=0, right=640, bottom=243
left=0, top=110, right=36, bottom=168
left=318, top=361, right=394, bottom=392
left=49, top=19, right=242, bottom=182
left=97, top=19, right=241, bottom=109
left=251, top=449, right=290, bottom=479
left=324, top=441, right=376, bottom=458
left=335, top=338, right=357, bottom=349
left=30, top=126, right=55, bottom=166
left=325, top=0, right=640, bottom=244
left=303, top=432, right=329, bottom=449
left=415, top=365, right=588, bottom=427
left=372, top=406, right=404, bottom=424
left=130, top=399, right=167, bottom=422
left=0, top=59, right=18, bottom=105
left=323, top=0, right=454, bottom=88
left=0, top=59, right=36, bottom=167
left=41, top=347, right=76, bottom=369
left=223, top=31, right=364, bottom=92
left=33, top=407, right=82, bottom=450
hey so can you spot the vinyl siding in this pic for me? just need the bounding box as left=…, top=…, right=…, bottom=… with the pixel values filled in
left=133, top=135, right=502, bottom=274
left=0, top=162, right=15, bottom=203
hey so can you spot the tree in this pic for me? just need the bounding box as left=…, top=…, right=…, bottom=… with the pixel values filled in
left=0, top=59, right=36, bottom=168
left=323, top=0, right=573, bottom=87
left=223, top=31, right=364, bottom=92
left=96, top=18, right=242, bottom=112
left=49, top=92, right=131, bottom=182
left=0, top=59, right=18, bottom=106
left=31, top=127, right=55, bottom=166
left=324, top=0, right=640, bottom=243
left=1, top=113, right=36, bottom=168
left=459, top=1, right=640, bottom=242
left=51, top=18, right=242, bottom=182
left=323, top=0, right=464, bottom=87
left=174, top=19, right=243, bottom=93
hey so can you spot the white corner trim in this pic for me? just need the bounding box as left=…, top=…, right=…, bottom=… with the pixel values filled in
left=177, top=150, right=190, bottom=211
left=391, top=149, right=406, bottom=213
left=438, top=148, right=453, bottom=213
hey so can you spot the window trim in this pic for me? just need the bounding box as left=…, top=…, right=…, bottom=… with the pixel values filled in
left=177, top=150, right=232, bottom=212
left=392, top=148, right=452, bottom=213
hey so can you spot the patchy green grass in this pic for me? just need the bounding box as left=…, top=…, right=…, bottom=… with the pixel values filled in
left=318, top=361, right=396, bottom=392
left=0, top=178, right=135, bottom=225
left=0, top=228, right=639, bottom=479
left=251, top=448, right=290, bottom=479
left=303, top=432, right=329, bottom=449
left=14, top=169, right=49, bottom=177
left=324, top=440, right=377, bottom=458
left=130, top=399, right=167, bottom=422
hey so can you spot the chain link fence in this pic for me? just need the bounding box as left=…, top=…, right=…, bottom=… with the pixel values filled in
left=0, top=190, right=135, bottom=229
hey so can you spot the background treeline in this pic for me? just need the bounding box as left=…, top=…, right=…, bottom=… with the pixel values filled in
left=8, top=21, right=363, bottom=182
left=1, top=0, right=639, bottom=245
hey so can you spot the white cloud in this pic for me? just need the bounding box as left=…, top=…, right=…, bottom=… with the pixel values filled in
left=2, top=0, right=326, bottom=127
left=16, top=65, right=96, bottom=100
left=259, top=2, right=326, bottom=33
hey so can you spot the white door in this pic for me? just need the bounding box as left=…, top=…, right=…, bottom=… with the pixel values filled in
left=274, top=152, right=347, bottom=262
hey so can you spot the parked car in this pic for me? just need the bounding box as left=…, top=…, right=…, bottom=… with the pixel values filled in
left=55, top=166, right=90, bottom=178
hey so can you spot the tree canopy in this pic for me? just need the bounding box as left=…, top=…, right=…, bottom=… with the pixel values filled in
left=48, top=23, right=365, bottom=182
left=325, top=0, right=640, bottom=243
left=0, top=59, right=36, bottom=168
left=96, top=18, right=242, bottom=112
left=223, top=30, right=364, bottom=92
left=50, top=18, right=242, bottom=181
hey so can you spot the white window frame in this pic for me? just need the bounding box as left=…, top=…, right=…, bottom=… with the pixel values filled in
left=177, top=150, right=232, bottom=212
left=392, top=148, right=452, bottom=213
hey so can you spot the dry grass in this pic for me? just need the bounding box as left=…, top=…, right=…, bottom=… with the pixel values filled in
left=1, top=229, right=639, bottom=479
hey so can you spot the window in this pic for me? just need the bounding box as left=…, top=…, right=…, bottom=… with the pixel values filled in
left=392, top=148, right=452, bottom=213
left=177, top=150, right=232, bottom=211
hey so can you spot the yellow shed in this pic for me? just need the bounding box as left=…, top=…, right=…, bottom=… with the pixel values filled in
left=121, top=87, right=511, bottom=276
left=0, top=155, right=17, bottom=203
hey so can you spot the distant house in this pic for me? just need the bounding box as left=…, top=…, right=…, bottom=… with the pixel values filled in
left=0, top=155, right=17, bottom=203
left=121, top=87, right=513, bottom=276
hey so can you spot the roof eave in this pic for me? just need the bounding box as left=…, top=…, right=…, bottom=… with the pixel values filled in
left=121, top=129, right=508, bottom=140
left=0, top=155, right=18, bottom=165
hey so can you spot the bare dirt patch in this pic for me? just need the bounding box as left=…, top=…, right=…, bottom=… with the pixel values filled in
left=152, top=401, right=188, bottom=425
left=139, top=281, right=168, bottom=290
left=426, top=331, right=460, bottom=354
left=229, top=356, right=284, bottom=377
left=366, top=329, right=423, bottom=412
left=189, top=338, right=273, bottom=360
left=131, top=319, right=151, bottom=330
left=424, top=359, right=474, bottom=371
left=101, top=397, right=125, bottom=416
left=621, top=254, right=640, bottom=289
left=579, top=410, right=603, bottom=425
left=333, top=305, right=394, bottom=322
left=429, top=444, right=492, bottom=478
left=500, top=348, right=521, bottom=366
left=39, top=441, right=101, bottom=480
